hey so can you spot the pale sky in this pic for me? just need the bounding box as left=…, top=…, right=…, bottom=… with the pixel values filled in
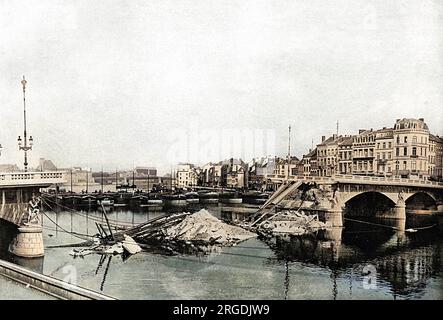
left=0, top=0, right=442, bottom=174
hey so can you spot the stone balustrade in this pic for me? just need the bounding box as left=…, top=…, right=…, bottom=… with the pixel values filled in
left=0, top=171, right=66, bottom=187
left=266, top=174, right=443, bottom=189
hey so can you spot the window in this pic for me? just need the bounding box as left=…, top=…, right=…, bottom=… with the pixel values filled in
left=397, top=136, right=400, bottom=144
left=383, top=142, right=386, bottom=149
left=412, top=147, right=417, bottom=156
left=396, top=148, right=399, bottom=156
left=404, top=147, right=407, bottom=156
left=388, top=142, right=392, bottom=148
left=403, top=161, right=407, bottom=170
left=412, top=136, right=417, bottom=143
left=404, top=136, right=408, bottom=143
left=412, top=161, right=416, bottom=171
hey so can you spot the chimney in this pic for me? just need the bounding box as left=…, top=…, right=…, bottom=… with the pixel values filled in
left=322, top=136, right=326, bottom=142
left=419, top=118, right=424, bottom=122
left=359, top=129, right=366, bottom=134
left=309, top=148, right=312, bottom=153
left=332, top=134, right=337, bottom=140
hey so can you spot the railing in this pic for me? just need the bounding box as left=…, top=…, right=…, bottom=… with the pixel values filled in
left=266, top=173, right=443, bottom=188
left=0, top=171, right=66, bottom=187
left=333, top=174, right=443, bottom=187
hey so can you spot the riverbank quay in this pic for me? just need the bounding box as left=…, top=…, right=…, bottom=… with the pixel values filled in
left=0, top=258, right=115, bottom=300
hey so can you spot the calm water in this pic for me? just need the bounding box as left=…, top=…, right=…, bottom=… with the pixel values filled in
left=0, top=204, right=442, bottom=300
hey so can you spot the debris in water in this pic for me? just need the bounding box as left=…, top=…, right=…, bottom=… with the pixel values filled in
left=164, top=209, right=256, bottom=245
left=68, top=235, right=141, bottom=258
left=122, top=234, right=142, bottom=255
left=258, top=210, right=326, bottom=236
left=125, top=209, right=256, bottom=254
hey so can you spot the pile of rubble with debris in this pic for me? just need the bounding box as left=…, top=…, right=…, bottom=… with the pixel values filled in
left=69, top=234, right=142, bottom=258
left=257, top=210, right=326, bottom=237
left=67, top=204, right=327, bottom=258
left=69, top=209, right=256, bottom=257
left=133, top=209, right=256, bottom=254
left=165, top=209, right=255, bottom=244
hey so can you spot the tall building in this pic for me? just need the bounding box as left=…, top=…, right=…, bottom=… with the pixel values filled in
left=176, top=163, right=199, bottom=188
left=317, top=135, right=341, bottom=177
left=352, top=129, right=376, bottom=175
left=392, top=118, right=429, bottom=179
left=429, top=134, right=443, bottom=180
left=301, top=118, right=440, bottom=180
left=374, top=127, right=394, bottom=176
left=338, top=136, right=353, bottom=174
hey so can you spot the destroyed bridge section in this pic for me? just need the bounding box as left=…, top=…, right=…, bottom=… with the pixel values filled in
left=259, top=174, right=443, bottom=229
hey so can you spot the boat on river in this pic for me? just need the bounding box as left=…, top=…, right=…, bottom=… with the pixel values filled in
left=199, top=191, right=219, bottom=204
left=219, top=192, right=243, bottom=204
left=162, top=193, right=187, bottom=207
left=185, top=192, right=199, bottom=204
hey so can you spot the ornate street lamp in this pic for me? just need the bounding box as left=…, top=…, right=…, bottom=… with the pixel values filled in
left=18, top=76, right=33, bottom=172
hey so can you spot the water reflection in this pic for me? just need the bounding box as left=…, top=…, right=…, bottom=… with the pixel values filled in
left=262, top=216, right=442, bottom=299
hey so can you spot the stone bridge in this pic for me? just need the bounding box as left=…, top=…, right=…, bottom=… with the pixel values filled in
left=268, top=174, right=443, bottom=230
left=0, top=171, right=65, bottom=258
left=0, top=171, right=64, bottom=226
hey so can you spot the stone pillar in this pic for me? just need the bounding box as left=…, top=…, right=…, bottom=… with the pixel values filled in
left=392, top=202, right=406, bottom=232
left=436, top=202, right=443, bottom=233
left=325, top=209, right=343, bottom=227
left=9, top=225, right=44, bottom=258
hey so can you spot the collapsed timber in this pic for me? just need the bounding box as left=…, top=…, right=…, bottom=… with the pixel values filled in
left=114, top=209, right=256, bottom=254
left=74, top=207, right=325, bottom=256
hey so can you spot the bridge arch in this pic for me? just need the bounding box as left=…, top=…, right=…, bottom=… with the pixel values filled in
left=404, top=192, right=437, bottom=211
left=342, top=191, right=397, bottom=218
left=340, top=191, right=398, bottom=206
left=403, top=191, right=437, bottom=203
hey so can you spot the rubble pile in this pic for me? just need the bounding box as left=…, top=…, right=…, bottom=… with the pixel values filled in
left=116, top=209, right=257, bottom=254
left=165, top=209, right=256, bottom=245
left=259, top=210, right=326, bottom=236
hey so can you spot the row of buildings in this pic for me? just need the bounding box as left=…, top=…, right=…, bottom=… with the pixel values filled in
left=2, top=118, right=442, bottom=192
left=176, top=158, right=248, bottom=189
left=176, top=118, right=443, bottom=190
left=302, top=118, right=443, bottom=180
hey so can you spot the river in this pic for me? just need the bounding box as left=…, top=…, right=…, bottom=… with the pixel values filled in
left=0, top=204, right=442, bottom=300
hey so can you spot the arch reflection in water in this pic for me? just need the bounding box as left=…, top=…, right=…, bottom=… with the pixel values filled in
left=262, top=222, right=442, bottom=299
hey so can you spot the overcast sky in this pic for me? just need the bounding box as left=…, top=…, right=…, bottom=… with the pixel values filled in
left=0, top=0, right=442, bottom=174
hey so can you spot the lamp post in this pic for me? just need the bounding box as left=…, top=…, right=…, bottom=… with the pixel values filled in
left=18, top=76, right=33, bottom=172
